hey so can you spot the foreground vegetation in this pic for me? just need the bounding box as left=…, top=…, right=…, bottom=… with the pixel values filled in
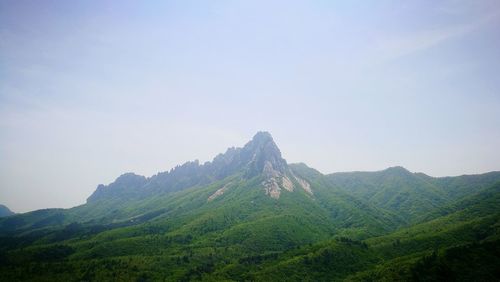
left=1, top=173, right=498, bottom=281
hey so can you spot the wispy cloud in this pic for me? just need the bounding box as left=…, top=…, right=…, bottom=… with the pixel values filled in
left=376, top=10, right=500, bottom=61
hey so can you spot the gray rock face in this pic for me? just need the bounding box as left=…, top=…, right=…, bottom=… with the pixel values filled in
left=242, top=131, right=288, bottom=178
left=86, top=131, right=309, bottom=202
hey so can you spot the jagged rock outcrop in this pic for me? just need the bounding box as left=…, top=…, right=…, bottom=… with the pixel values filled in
left=87, top=131, right=312, bottom=202
left=242, top=131, right=288, bottom=177
left=207, top=182, right=232, bottom=202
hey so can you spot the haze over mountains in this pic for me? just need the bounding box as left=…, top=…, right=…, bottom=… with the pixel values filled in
left=0, top=132, right=499, bottom=281
left=88, top=132, right=312, bottom=203
left=0, top=205, right=14, bottom=218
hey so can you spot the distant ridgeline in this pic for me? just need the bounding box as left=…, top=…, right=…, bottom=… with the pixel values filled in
left=1, top=132, right=499, bottom=281
left=0, top=205, right=15, bottom=218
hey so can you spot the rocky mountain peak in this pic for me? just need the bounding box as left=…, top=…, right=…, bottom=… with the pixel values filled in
left=87, top=131, right=312, bottom=203
left=250, top=131, right=274, bottom=144
left=242, top=131, right=288, bottom=178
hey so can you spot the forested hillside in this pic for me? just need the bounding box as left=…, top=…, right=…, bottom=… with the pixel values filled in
left=0, top=132, right=498, bottom=281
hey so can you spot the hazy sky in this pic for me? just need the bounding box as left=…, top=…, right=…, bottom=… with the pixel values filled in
left=1, top=0, right=500, bottom=212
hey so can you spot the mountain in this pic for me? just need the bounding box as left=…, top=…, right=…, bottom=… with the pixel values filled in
left=327, top=168, right=500, bottom=223
left=327, top=167, right=448, bottom=222
left=0, top=131, right=499, bottom=281
left=0, top=205, right=14, bottom=217
left=244, top=182, right=500, bottom=281
left=87, top=131, right=304, bottom=203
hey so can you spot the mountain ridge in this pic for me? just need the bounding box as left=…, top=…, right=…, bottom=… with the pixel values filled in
left=0, top=204, right=15, bottom=218
left=1, top=131, right=499, bottom=281
left=87, top=131, right=310, bottom=202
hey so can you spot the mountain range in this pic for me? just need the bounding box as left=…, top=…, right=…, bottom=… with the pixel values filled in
left=0, top=132, right=499, bottom=281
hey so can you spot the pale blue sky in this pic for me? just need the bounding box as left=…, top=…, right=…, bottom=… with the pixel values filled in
left=1, top=0, right=500, bottom=212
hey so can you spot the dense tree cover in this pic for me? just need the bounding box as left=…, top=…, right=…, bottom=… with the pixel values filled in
left=1, top=133, right=499, bottom=281
left=0, top=175, right=498, bottom=281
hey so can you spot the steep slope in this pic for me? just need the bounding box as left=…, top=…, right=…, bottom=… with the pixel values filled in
left=0, top=205, right=14, bottom=217
left=0, top=132, right=302, bottom=233
left=86, top=131, right=296, bottom=203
